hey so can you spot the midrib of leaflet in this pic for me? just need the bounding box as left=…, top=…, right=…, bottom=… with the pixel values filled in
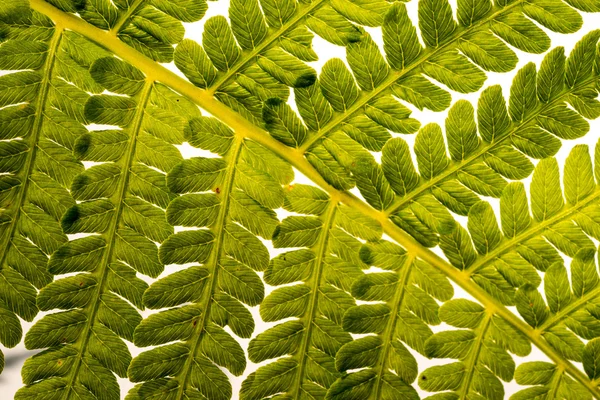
left=371, top=255, right=414, bottom=400
left=0, top=26, right=63, bottom=271
left=457, top=314, right=492, bottom=400
left=289, top=200, right=338, bottom=398
left=61, top=80, right=153, bottom=400
left=297, top=0, right=524, bottom=152
left=174, top=137, right=243, bottom=399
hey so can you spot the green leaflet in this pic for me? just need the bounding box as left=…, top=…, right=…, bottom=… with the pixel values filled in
left=445, top=142, right=600, bottom=399
left=369, top=33, right=599, bottom=250
left=289, top=0, right=595, bottom=155
left=172, top=0, right=378, bottom=125
left=0, top=1, right=107, bottom=374
left=249, top=25, right=600, bottom=255
left=242, top=191, right=373, bottom=400
left=127, top=113, right=291, bottom=399
left=329, top=243, right=453, bottom=400
left=16, top=53, right=194, bottom=397
left=462, top=142, right=600, bottom=307
left=80, top=0, right=204, bottom=62
left=420, top=301, right=521, bottom=399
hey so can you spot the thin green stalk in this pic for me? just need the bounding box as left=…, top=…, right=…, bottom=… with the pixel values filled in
left=458, top=314, right=491, bottom=399
left=109, top=0, right=145, bottom=35
left=549, top=366, right=565, bottom=398
left=290, top=200, right=338, bottom=399
left=62, top=79, right=153, bottom=400
left=539, top=285, right=600, bottom=333
left=174, top=137, right=244, bottom=399
left=372, top=255, right=414, bottom=400
left=0, top=25, right=63, bottom=269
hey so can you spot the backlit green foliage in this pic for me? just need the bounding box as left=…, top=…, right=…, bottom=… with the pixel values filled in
left=1, top=0, right=600, bottom=399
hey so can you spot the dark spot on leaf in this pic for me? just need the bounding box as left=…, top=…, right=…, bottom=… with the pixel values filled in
left=61, top=206, right=80, bottom=233
left=346, top=33, right=362, bottom=44
left=272, top=226, right=281, bottom=241
left=73, top=134, right=91, bottom=159
left=294, top=73, right=316, bottom=88
left=265, top=97, right=283, bottom=108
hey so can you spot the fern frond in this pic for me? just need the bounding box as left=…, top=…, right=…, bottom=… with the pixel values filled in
left=15, top=55, right=194, bottom=397
left=23, top=1, right=600, bottom=398
left=126, top=115, right=291, bottom=399
left=287, top=30, right=600, bottom=248
left=287, top=0, right=596, bottom=155
left=327, top=242, right=454, bottom=400
left=418, top=140, right=600, bottom=399
left=239, top=188, right=379, bottom=399
left=0, top=0, right=111, bottom=372
left=173, top=0, right=395, bottom=126
left=76, top=0, right=205, bottom=62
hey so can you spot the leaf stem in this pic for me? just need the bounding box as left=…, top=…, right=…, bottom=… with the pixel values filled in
left=290, top=200, right=338, bottom=398
left=372, top=255, right=414, bottom=400
left=549, top=366, right=565, bottom=398
left=174, top=136, right=244, bottom=399
left=0, top=25, right=63, bottom=272
left=458, top=314, right=491, bottom=399
left=540, top=285, right=600, bottom=333
left=109, top=0, right=145, bottom=35
left=62, top=79, right=153, bottom=400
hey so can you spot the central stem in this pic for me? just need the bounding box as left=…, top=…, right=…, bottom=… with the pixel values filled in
left=63, top=79, right=153, bottom=399
left=27, top=2, right=600, bottom=397
left=458, top=314, right=491, bottom=399
left=373, top=255, right=414, bottom=400
left=175, top=137, right=244, bottom=399
left=290, top=200, right=338, bottom=398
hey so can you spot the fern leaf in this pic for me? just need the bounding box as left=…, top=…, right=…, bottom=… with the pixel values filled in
left=22, top=0, right=600, bottom=398
left=421, top=140, right=600, bottom=399
left=173, top=0, right=394, bottom=126
left=0, top=0, right=111, bottom=372
left=284, top=0, right=595, bottom=156
left=16, top=55, right=193, bottom=397
left=241, top=188, right=376, bottom=400
left=126, top=114, right=290, bottom=399
left=248, top=24, right=600, bottom=261
left=328, top=241, right=454, bottom=400
left=368, top=32, right=599, bottom=249
left=77, top=0, right=204, bottom=62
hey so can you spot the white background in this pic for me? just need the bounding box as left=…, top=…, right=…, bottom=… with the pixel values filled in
left=2, top=0, right=600, bottom=398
